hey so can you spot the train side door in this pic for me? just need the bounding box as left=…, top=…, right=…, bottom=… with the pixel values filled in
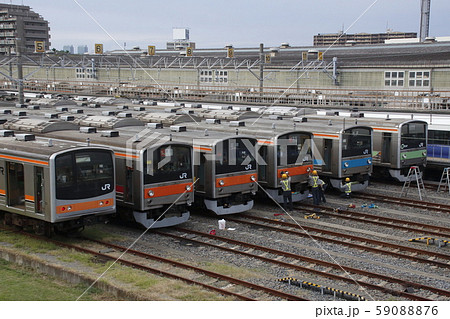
left=125, top=165, right=134, bottom=204
left=258, top=145, right=268, bottom=182
left=6, top=162, right=25, bottom=209
left=34, top=166, right=44, bottom=214
left=382, top=133, right=391, bottom=163
left=323, top=139, right=332, bottom=172
left=196, top=154, right=206, bottom=192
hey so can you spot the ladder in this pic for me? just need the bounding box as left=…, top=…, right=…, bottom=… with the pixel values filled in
left=437, top=167, right=450, bottom=194
left=400, top=166, right=426, bottom=200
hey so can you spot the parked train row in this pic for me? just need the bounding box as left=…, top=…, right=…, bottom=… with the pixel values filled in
left=0, top=96, right=440, bottom=234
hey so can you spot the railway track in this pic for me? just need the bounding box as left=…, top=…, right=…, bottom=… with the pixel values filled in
left=159, top=226, right=448, bottom=301
left=353, top=192, right=450, bottom=214
left=232, top=214, right=450, bottom=269
left=300, top=203, right=450, bottom=239
left=2, top=228, right=307, bottom=301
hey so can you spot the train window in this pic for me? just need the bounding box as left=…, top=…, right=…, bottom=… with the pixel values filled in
left=277, top=133, right=312, bottom=166
left=428, top=130, right=450, bottom=146
left=144, top=145, right=192, bottom=184
left=55, top=150, right=114, bottom=200
left=215, top=138, right=256, bottom=175
left=342, top=128, right=371, bottom=157
left=401, top=122, right=427, bottom=149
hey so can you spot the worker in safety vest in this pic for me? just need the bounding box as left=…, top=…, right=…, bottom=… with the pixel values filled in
left=308, top=170, right=322, bottom=205
left=341, top=177, right=353, bottom=198
left=280, top=173, right=293, bottom=211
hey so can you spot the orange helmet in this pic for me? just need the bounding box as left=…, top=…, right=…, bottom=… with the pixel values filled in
left=312, top=170, right=318, bottom=175
left=282, top=174, right=288, bottom=179
left=345, top=177, right=350, bottom=182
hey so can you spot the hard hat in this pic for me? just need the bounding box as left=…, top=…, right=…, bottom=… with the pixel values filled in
left=312, top=170, right=317, bottom=175
left=345, top=177, right=350, bottom=182
left=282, top=173, right=288, bottom=179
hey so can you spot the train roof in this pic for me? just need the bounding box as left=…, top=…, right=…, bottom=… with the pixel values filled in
left=75, top=115, right=144, bottom=128
left=244, top=116, right=373, bottom=135
left=0, top=133, right=110, bottom=161
left=302, top=113, right=428, bottom=130
left=3, top=118, right=78, bottom=133
left=135, top=112, right=200, bottom=125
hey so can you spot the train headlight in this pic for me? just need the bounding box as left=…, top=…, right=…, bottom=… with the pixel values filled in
left=186, top=185, right=192, bottom=191
left=67, top=206, right=72, bottom=211
left=147, top=190, right=154, bottom=197
left=422, top=151, right=427, bottom=156
left=367, top=159, right=372, bottom=164
left=402, top=154, right=407, bottom=159
left=99, top=201, right=104, bottom=206
left=219, top=180, right=225, bottom=186
left=344, top=162, right=349, bottom=168
left=306, top=167, right=311, bottom=172
left=250, top=175, right=256, bottom=181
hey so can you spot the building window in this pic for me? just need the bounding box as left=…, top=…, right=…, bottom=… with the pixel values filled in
left=408, top=70, right=430, bottom=87
left=199, top=69, right=228, bottom=84
left=75, top=67, right=96, bottom=79
left=384, top=71, right=404, bottom=87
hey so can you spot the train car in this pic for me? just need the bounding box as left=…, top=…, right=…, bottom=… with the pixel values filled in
left=427, top=123, right=450, bottom=169
left=310, top=112, right=428, bottom=182
left=0, top=130, right=115, bottom=235
left=174, top=117, right=314, bottom=203
left=132, top=113, right=258, bottom=215
left=3, top=117, right=194, bottom=229
left=288, top=118, right=373, bottom=191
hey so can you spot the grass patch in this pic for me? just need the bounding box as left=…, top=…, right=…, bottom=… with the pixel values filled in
left=81, top=224, right=126, bottom=242
left=0, top=259, right=111, bottom=301
left=0, top=230, right=59, bottom=253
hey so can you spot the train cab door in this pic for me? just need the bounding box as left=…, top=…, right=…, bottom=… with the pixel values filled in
left=34, top=166, right=44, bottom=214
left=6, top=162, right=25, bottom=210
left=382, top=133, right=391, bottom=163
left=323, top=139, right=332, bottom=172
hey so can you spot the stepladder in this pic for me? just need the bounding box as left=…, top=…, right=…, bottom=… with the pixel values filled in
left=401, top=166, right=426, bottom=200
left=437, top=167, right=450, bottom=194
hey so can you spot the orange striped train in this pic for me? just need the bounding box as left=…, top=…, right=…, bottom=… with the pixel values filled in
left=0, top=130, right=115, bottom=235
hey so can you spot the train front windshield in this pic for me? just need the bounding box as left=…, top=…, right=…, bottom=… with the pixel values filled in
left=144, top=145, right=192, bottom=183
left=342, top=127, right=372, bottom=157
left=55, top=150, right=114, bottom=200
left=401, top=122, right=427, bottom=149
left=277, top=133, right=312, bottom=166
left=215, top=138, right=256, bottom=174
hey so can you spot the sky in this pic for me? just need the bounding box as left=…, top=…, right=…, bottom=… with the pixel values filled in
left=7, top=0, right=450, bottom=52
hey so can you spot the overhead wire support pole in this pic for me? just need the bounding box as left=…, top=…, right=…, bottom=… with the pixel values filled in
left=259, top=43, right=264, bottom=100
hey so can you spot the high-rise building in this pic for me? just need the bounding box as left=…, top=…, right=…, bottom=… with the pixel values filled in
left=63, top=45, right=74, bottom=54
left=77, top=45, right=88, bottom=55
left=0, top=3, right=51, bottom=54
